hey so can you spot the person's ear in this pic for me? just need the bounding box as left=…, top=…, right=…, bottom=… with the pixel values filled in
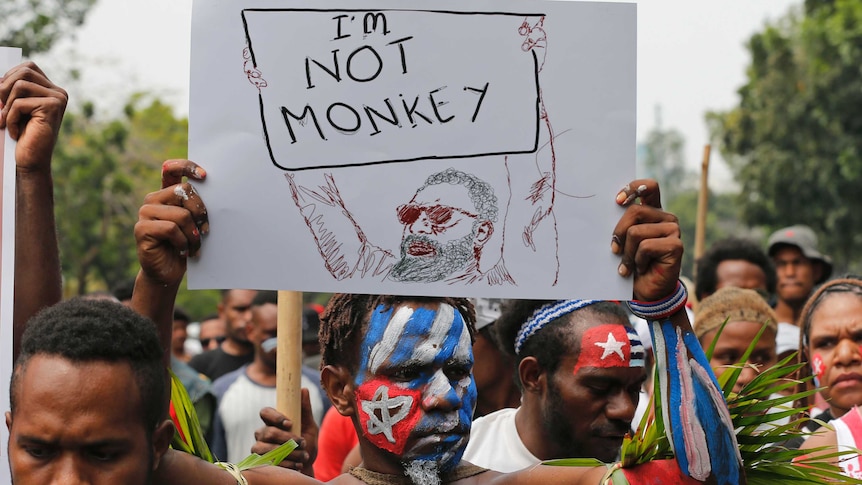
left=475, top=220, right=494, bottom=245
left=5, top=411, right=12, bottom=433
left=518, top=356, right=545, bottom=394
left=150, top=419, right=175, bottom=471
left=322, top=365, right=356, bottom=416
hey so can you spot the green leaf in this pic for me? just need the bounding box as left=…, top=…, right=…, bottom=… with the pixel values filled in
left=169, top=370, right=214, bottom=463
left=233, top=439, right=299, bottom=470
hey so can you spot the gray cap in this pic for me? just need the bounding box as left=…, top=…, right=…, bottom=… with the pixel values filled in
left=767, top=225, right=832, bottom=283
left=471, top=298, right=504, bottom=331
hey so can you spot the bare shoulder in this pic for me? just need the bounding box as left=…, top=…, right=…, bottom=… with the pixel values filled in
left=799, top=426, right=838, bottom=451
left=797, top=426, right=840, bottom=468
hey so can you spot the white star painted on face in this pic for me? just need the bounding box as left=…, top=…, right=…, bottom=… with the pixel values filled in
left=595, top=332, right=626, bottom=361
left=812, top=356, right=824, bottom=377
left=361, top=386, right=414, bottom=443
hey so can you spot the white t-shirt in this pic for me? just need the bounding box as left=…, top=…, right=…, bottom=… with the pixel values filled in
left=462, top=407, right=540, bottom=472
left=214, top=370, right=323, bottom=462
left=834, top=406, right=862, bottom=478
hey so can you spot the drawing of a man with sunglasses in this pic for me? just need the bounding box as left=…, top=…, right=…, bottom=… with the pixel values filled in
left=285, top=167, right=515, bottom=286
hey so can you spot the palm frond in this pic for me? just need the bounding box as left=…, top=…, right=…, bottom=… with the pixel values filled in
left=169, top=369, right=297, bottom=470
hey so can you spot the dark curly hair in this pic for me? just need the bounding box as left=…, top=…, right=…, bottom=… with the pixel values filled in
left=10, top=298, right=168, bottom=432
left=419, top=168, right=498, bottom=223
left=320, top=294, right=476, bottom=373
left=495, top=300, right=631, bottom=388
left=694, top=238, right=777, bottom=301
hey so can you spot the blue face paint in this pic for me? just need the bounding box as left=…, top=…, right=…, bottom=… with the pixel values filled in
left=355, top=302, right=476, bottom=471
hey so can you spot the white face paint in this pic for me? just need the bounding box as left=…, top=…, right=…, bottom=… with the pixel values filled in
left=355, top=301, right=477, bottom=472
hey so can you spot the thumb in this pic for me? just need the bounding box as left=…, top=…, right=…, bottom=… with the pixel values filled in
left=300, top=388, right=315, bottom=431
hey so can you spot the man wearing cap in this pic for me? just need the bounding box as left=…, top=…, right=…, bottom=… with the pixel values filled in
left=767, top=225, right=833, bottom=326
left=462, top=300, right=647, bottom=471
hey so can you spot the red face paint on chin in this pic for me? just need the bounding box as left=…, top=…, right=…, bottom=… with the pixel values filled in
left=355, top=378, right=422, bottom=455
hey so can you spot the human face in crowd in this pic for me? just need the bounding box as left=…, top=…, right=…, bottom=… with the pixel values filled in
left=773, top=246, right=820, bottom=304
left=807, top=293, right=862, bottom=417
left=701, top=322, right=777, bottom=394
left=171, top=319, right=189, bottom=355
left=543, top=323, right=646, bottom=462
left=6, top=356, right=171, bottom=485
left=249, top=302, right=279, bottom=369
left=199, top=317, right=227, bottom=351
left=391, top=184, right=483, bottom=282
left=715, top=260, right=768, bottom=297
left=219, top=289, right=257, bottom=344
left=353, top=301, right=476, bottom=476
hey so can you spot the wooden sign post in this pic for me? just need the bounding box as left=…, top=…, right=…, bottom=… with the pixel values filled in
left=276, top=290, right=303, bottom=427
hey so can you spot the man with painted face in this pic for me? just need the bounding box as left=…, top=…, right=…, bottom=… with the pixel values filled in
left=134, top=162, right=718, bottom=484
left=210, top=290, right=326, bottom=469
left=463, top=300, right=646, bottom=470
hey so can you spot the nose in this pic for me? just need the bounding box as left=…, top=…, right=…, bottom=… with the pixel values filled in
left=51, top=456, right=87, bottom=485
left=421, top=370, right=461, bottom=411
left=734, top=363, right=760, bottom=393
left=408, top=211, right=433, bottom=235
left=833, top=338, right=862, bottom=367
left=606, top=390, right=637, bottom=423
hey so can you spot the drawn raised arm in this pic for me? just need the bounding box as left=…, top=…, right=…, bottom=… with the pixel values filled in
left=285, top=171, right=394, bottom=281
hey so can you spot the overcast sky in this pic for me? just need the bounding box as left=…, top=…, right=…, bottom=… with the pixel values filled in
left=33, top=0, right=800, bottom=188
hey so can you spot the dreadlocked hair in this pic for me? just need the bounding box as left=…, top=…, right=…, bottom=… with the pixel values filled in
left=319, top=294, right=476, bottom=372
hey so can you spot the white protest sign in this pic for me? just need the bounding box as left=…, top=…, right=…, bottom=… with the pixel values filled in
left=189, top=0, right=636, bottom=300
left=0, top=46, right=21, bottom=485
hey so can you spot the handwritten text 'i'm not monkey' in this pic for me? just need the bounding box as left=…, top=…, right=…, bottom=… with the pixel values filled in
left=280, top=12, right=490, bottom=143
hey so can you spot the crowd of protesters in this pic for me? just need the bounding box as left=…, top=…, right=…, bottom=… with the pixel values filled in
left=5, top=58, right=862, bottom=485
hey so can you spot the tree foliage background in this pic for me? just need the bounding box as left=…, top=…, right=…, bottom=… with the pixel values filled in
left=1, top=0, right=97, bottom=56
left=710, top=0, right=862, bottom=273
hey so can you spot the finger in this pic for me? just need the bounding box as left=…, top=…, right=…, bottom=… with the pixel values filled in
left=299, top=388, right=316, bottom=434
left=0, top=62, right=57, bottom=104
left=134, top=219, right=192, bottom=258
left=143, top=181, right=208, bottom=241
left=632, top=235, right=683, bottom=277
left=611, top=203, right=677, bottom=256
left=172, top=182, right=209, bottom=235
left=1, top=83, right=67, bottom=137
left=258, top=406, right=293, bottom=429
left=614, top=179, right=662, bottom=209
left=618, top=220, right=680, bottom=278
left=161, top=159, right=207, bottom=188
left=137, top=204, right=202, bottom=257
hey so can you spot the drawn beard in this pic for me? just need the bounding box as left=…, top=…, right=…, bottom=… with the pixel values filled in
left=389, top=233, right=475, bottom=282
left=402, top=459, right=442, bottom=485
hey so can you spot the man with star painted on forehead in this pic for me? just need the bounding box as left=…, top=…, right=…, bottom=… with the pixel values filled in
left=463, top=300, right=647, bottom=470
